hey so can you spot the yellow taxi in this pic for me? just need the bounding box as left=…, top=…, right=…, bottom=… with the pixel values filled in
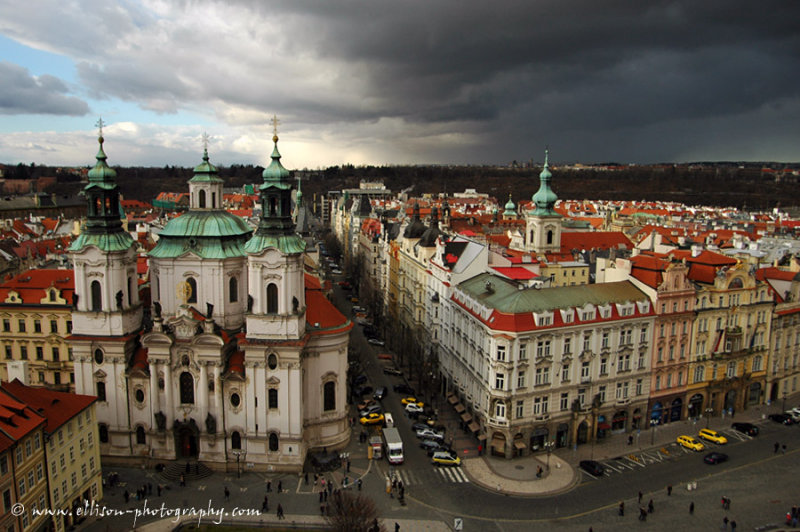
left=401, top=397, right=424, bottom=407
left=677, top=435, right=705, bottom=452
left=698, top=428, right=728, bottom=445
left=431, top=450, right=461, bottom=466
left=359, top=412, right=385, bottom=425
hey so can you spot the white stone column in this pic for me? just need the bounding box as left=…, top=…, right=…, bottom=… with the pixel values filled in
left=164, top=362, right=174, bottom=426
left=149, top=361, right=160, bottom=414
left=213, top=365, right=222, bottom=423
left=199, top=362, right=208, bottom=429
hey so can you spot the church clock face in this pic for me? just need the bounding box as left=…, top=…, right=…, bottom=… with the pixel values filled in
left=176, top=281, right=192, bottom=304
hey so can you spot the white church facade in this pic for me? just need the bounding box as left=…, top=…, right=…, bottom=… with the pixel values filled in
left=70, top=127, right=352, bottom=472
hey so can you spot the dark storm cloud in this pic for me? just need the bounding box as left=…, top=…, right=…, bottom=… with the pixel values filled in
left=0, top=61, right=89, bottom=115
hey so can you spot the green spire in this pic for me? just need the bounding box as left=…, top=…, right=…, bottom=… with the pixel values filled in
left=531, top=148, right=558, bottom=215
left=190, top=134, right=223, bottom=183
left=296, top=177, right=303, bottom=206
left=86, top=118, right=117, bottom=189
left=503, top=193, right=516, bottom=216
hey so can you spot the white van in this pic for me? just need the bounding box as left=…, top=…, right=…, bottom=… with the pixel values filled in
left=383, top=413, right=394, bottom=428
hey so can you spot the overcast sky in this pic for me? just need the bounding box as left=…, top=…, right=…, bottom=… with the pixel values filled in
left=1, top=1, right=798, bottom=169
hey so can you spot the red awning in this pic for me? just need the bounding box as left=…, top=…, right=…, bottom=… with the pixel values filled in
left=597, top=422, right=612, bottom=430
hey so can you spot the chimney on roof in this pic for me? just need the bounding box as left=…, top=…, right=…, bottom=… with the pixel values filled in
left=691, top=245, right=702, bottom=257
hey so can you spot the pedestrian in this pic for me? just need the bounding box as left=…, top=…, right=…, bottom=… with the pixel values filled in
left=618, top=501, right=624, bottom=516
left=180, top=474, right=185, bottom=487
left=278, top=480, right=282, bottom=493
left=262, top=495, right=269, bottom=512
left=775, top=442, right=780, bottom=453
left=639, top=507, right=647, bottom=521
left=628, top=434, right=633, bottom=445
left=399, top=485, right=405, bottom=500
left=358, top=478, right=363, bottom=491
left=224, top=486, right=230, bottom=501
left=638, top=491, right=643, bottom=503
left=395, top=523, right=400, bottom=532
left=782, top=444, right=787, bottom=454
left=648, top=499, right=654, bottom=513
left=313, top=473, right=318, bottom=486
left=667, top=484, right=672, bottom=496
left=124, top=490, right=129, bottom=503
left=723, top=516, right=729, bottom=529
left=305, top=472, right=309, bottom=485
left=386, top=476, right=392, bottom=497
left=689, top=501, right=694, bottom=514
left=320, top=502, right=325, bottom=515
left=277, top=503, right=284, bottom=520
left=319, top=491, right=323, bottom=502
left=185, top=461, right=190, bottom=474
left=730, top=520, right=736, bottom=531
left=324, top=490, right=328, bottom=502
left=321, top=477, right=326, bottom=491
left=267, top=480, right=272, bottom=492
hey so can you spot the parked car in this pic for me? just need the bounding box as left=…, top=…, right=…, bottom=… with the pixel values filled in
left=357, top=398, right=377, bottom=411
left=338, top=281, right=352, bottom=290
left=401, top=397, right=424, bottom=407
left=419, top=439, right=444, bottom=454
left=352, top=306, right=366, bottom=314
left=415, top=428, right=444, bottom=442
left=731, top=422, right=759, bottom=436
left=331, top=268, right=342, bottom=275
left=412, top=422, right=430, bottom=432
left=359, top=404, right=382, bottom=417
left=677, top=435, right=705, bottom=451
left=579, top=460, right=604, bottom=476
left=393, top=384, right=415, bottom=395
left=373, top=387, right=387, bottom=401
left=405, top=403, right=424, bottom=416
left=382, top=366, right=403, bottom=377
left=786, top=409, right=800, bottom=422
left=367, top=337, right=385, bottom=346
left=352, top=385, right=373, bottom=398
left=359, top=412, right=385, bottom=425
left=703, top=451, right=729, bottom=465
left=351, top=374, right=367, bottom=387
left=768, top=413, right=794, bottom=425
left=698, top=428, right=727, bottom=445
left=432, top=450, right=461, bottom=466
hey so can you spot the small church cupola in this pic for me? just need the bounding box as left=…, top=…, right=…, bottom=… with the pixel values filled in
left=503, top=194, right=517, bottom=219
left=188, top=133, right=224, bottom=210
left=253, top=116, right=295, bottom=237
left=403, top=202, right=427, bottom=239
left=419, top=206, right=441, bottom=247
left=81, top=118, right=125, bottom=236
left=531, top=149, right=558, bottom=215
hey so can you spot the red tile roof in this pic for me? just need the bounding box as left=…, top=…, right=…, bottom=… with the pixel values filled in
left=2, top=379, right=95, bottom=433
left=560, top=231, right=632, bottom=252
left=0, top=386, right=46, bottom=441
left=0, top=269, right=75, bottom=305
left=491, top=267, right=539, bottom=280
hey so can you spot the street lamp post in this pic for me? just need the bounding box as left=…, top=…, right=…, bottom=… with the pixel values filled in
left=232, top=450, right=245, bottom=478
left=544, top=440, right=555, bottom=470
left=705, top=407, right=714, bottom=429
left=650, top=419, right=657, bottom=446
left=782, top=390, right=788, bottom=412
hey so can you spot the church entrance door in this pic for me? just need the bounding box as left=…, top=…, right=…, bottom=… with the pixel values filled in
left=178, top=428, right=198, bottom=458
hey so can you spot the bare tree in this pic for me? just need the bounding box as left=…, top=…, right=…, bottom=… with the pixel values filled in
left=325, top=490, right=384, bottom=532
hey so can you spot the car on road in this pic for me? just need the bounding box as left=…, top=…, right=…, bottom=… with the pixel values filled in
left=382, top=366, right=403, bottom=377
left=677, top=435, right=705, bottom=451
left=337, top=281, right=352, bottom=290
left=331, top=268, right=342, bottom=275
left=352, top=385, right=373, bottom=398
left=401, top=397, right=424, bottom=407
left=786, top=409, right=800, bottom=422
left=768, top=413, right=794, bottom=425
left=703, top=451, right=729, bottom=465
left=359, top=412, right=385, bottom=425
left=352, top=306, right=366, bottom=314
left=405, top=403, right=424, bottom=416
left=698, top=428, right=727, bottom=445
left=415, top=428, right=445, bottom=442
left=731, top=422, right=759, bottom=436
left=351, top=374, right=367, bottom=387
left=393, top=384, right=415, bottom=395
left=432, top=450, right=461, bottom=466
left=357, top=398, right=377, bottom=411
left=412, top=422, right=431, bottom=432
left=367, top=337, right=385, bottom=346
left=579, top=460, right=604, bottom=476
left=359, top=404, right=382, bottom=417
left=373, top=387, right=387, bottom=401
left=419, top=439, right=445, bottom=454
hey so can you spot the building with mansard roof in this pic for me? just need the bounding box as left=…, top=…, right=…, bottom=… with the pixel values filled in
left=70, top=127, right=351, bottom=472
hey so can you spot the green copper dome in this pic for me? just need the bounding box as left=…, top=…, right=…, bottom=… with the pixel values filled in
left=189, top=148, right=224, bottom=183
left=503, top=194, right=516, bottom=216
left=85, top=136, right=118, bottom=191
left=531, top=149, right=558, bottom=216
left=261, top=135, right=291, bottom=189
left=150, top=211, right=252, bottom=259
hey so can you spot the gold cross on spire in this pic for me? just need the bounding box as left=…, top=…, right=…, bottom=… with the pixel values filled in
left=271, top=114, right=280, bottom=138
left=95, top=117, right=105, bottom=138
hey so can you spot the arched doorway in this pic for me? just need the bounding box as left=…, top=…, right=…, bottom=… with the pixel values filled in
left=577, top=421, right=589, bottom=444
left=651, top=402, right=664, bottom=424
left=174, top=419, right=199, bottom=459
left=612, top=410, right=627, bottom=431
left=490, top=432, right=506, bottom=457
left=724, top=389, right=737, bottom=415
left=748, top=382, right=762, bottom=405
left=688, top=394, right=703, bottom=418
left=670, top=398, right=683, bottom=422
left=770, top=383, right=779, bottom=403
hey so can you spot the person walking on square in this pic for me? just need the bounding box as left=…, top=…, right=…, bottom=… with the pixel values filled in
left=689, top=501, right=694, bottom=514
left=648, top=499, right=654, bottom=514
left=224, top=486, right=230, bottom=501
left=277, top=503, right=284, bottom=520
left=267, top=480, right=272, bottom=492
left=638, top=491, right=643, bottom=503
left=262, top=495, right=268, bottom=512
left=278, top=480, right=282, bottom=493
left=618, top=501, right=624, bottom=516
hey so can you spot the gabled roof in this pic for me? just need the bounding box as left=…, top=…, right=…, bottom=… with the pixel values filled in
left=0, top=385, right=46, bottom=441
left=560, top=231, right=632, bottom=253
left=491, top=267, right=539, bottom=280
left=0, top=268, right=75, bottom=305
left=2, top=379, right=95, bottom=433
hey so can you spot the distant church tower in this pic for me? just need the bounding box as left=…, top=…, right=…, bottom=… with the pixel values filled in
left=525, top=150, right=562, bottom=254
left=70, top=120, right=143, bottom=453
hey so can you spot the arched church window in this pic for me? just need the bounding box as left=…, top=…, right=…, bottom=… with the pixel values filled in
left=187, top=278, right=198, bottom=304
left=267, top=283, right=278, bottom=314
left=267, top=354, right=278, bottom=370
left=98, top=424, right=109, bottom=443
left=198, top=190, right=206, bottom=208
left=90, top=280, right=102, bottom=311
left=231, top=431, right=241, bottom=450
left=323, top=381, right=336, bottom=411
left=229, top=277, right=238, bottom=303
left=135, top=426, right=146, bottom=445
left=94, top=348, right=104, bottom=365
left=268, top=433, right=279, bottom=452
left=96, top=381, right=106, bottom=402
left=268, top=388, right=278, bottom=409
left=547, top=230, right=553, bottom=245
left=179, top=372, right=195, bottom=404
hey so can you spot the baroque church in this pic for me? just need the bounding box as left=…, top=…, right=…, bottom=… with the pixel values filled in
left=69, top=125, right=352, bottom=471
